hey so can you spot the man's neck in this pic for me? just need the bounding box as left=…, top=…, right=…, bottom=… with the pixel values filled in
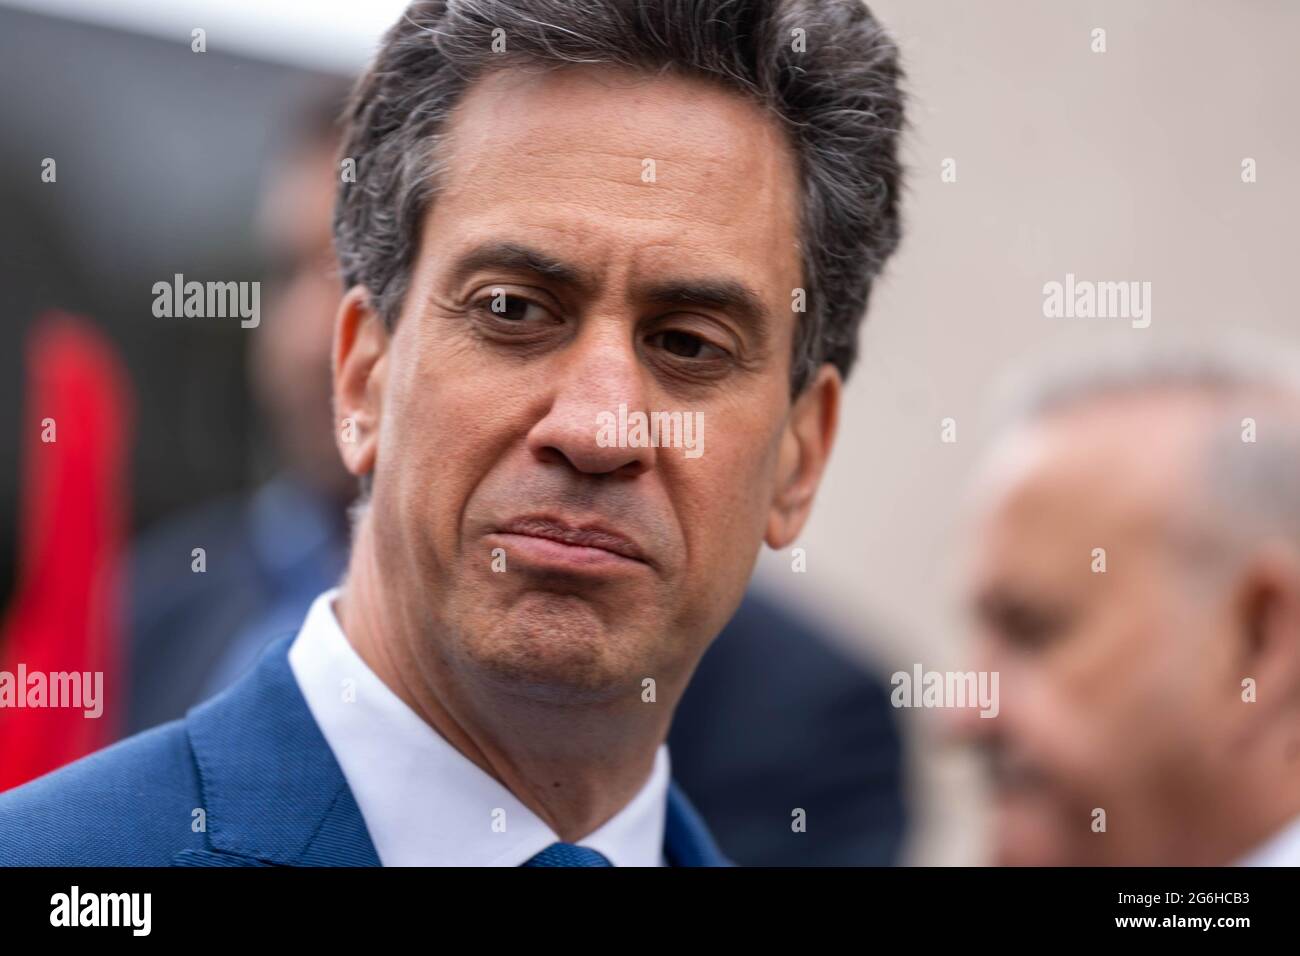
left=1178, top=757, right=1300, bottom=865
left=1216, top=775, right=1300, bottom=866
left=334, top=513, right=672, bottom=842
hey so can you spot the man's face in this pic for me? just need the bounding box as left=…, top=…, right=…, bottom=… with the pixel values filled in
left=253, top=141, right=350, bottom=499
left=960, top=397, right=1240, bottom=865
left=339, top=65, right=831, bottom=703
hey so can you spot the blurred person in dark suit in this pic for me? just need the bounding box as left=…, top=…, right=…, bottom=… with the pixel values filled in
left=957, top=345, right=1300, bottom=866
left=117, top=11, right=904, bottom=866
left=125, top=88, right=355, bottom=734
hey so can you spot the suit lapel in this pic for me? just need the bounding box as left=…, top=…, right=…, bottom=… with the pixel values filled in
left=178, top=635, right=380, bottom=867
left=664, top=781, right=731, bottom=866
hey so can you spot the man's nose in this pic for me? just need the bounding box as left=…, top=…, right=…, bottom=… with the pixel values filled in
left=525, top=328, right=656, bottom=477
left=946, top=644, right=1003, bottom=745
left=947, top=688, right=994, bottom=744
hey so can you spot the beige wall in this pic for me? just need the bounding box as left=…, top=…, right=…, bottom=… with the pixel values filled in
left=751, top=0, right=1300, bottom=864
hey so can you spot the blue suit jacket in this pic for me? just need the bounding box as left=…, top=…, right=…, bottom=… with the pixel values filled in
left=0, top=636, right=729, bottom=867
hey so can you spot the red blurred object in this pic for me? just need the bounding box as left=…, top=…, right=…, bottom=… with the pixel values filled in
left=0, top=314, right=133, bottom=791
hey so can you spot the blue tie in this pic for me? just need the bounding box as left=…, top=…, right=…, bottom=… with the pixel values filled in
left=522, top=843, right=614, bottom=866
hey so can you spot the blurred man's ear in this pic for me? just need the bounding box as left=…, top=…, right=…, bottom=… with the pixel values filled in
left=332, top=285, right=388, bottom=480
left=1229, top=543, right=1300, bottom=740
left=765, top=363, right=841, bottom=550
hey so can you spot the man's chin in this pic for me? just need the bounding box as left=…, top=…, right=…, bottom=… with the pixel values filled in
left=993, top=794, right=1084, bottom=866
left=457, top=592, right=643, bottom=704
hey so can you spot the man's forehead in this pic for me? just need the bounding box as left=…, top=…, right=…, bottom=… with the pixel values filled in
left=977, top=394, right=1213, bottom=550
left=444, top=63, right=793, bottom=163
left=261, top=146, right=337, bottom=253
left=433, top=64, right=801, bottom=231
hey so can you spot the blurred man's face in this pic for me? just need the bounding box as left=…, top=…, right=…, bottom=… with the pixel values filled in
left=962, top=396, right=1241, bottom=865
left=253, top=140, right=351, bottom=500
left=336, top=65, right=835, bottom=703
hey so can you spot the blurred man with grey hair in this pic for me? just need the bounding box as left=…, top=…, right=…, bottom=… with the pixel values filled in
left=957, top=342, right=1300, bottom=866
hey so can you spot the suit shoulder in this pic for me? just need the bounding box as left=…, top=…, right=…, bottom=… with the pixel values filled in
left=0, top=720, right=207, bottom=865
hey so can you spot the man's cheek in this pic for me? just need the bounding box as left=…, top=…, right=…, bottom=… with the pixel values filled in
left=390, top=380, right=478, bottom=463
left=1010, top=677, right=1095, bottom=788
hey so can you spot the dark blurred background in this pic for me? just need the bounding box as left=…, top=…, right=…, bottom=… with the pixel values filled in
left=0, top=3, right=355, bottom=606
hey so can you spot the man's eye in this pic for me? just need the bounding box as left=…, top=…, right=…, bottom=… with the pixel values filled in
left=998, top=607, right=1068, bottom=652
left=650, top=329, right=725, bottom=360
left=475, top=291, right=553, bottom=324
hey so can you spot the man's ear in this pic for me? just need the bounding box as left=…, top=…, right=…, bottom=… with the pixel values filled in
left=1228, top=544, right=1300, bottom=739
left=765, top=363, right=841, bottom=549
left=332, top=284, right=388, bottom=480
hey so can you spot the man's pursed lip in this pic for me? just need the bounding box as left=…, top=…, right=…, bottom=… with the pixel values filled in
left=489, top=515, right=652, bottom=572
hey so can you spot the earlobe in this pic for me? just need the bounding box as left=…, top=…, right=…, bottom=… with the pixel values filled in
left=332, top=284, right=388, bottom=479
left=765, top=364, right=841, bottom=549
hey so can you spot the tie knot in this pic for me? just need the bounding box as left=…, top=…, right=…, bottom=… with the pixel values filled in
left=522, top=842, right=614, bottom=867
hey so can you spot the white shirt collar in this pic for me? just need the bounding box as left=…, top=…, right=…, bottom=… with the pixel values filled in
left=1234, top=812, right=1300, bottom=867
left=287, top=588, right=669, bottom=866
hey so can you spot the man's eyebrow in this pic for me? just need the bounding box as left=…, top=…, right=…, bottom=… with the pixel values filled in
left=446, top=241, right=594, bottom=290
left=446, top=240, right=771, bottom=340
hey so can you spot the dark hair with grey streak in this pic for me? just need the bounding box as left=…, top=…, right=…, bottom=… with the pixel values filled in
left=333, top=0, right=904, bottom=393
